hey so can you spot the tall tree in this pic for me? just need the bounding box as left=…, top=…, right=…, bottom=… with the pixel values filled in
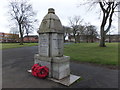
left=77, top=25, right=86, bottom=42
left=85, top=25, right=98, bottom=43
left=79, top=0, right=120, bottom=47
left=69, top=16, right=83, bottom=43
left=98, top=0, right=119, bottom=47
left=8, top=0, right=37, bottom=45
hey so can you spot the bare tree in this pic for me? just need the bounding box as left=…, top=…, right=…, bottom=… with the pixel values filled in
left=98, top=0, right=119, bottom=47
left=77, top=25, right=86, bottom=42
left=69, top=16, right=83, bottom=43
left=85, top=24, right=98, bottom=43
left=79, top=0, right=120, bottom=47
left=8, top=0, right=37, bottom=45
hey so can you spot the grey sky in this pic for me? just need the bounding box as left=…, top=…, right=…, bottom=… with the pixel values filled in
left=0, top=0, right=118, bottom=35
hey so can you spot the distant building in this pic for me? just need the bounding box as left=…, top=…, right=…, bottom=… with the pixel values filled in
left=23, top=35, right=38, bottom=43
left=66, top=34, right=120, bottom=43
left=0, top=32, right=19, bottom=42
left=105, top=34, right=120, bottom=42
left=68, top=35, right=100, bottom=43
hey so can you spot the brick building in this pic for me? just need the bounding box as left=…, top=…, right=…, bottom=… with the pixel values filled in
left=23, top=35, right=38, bottom=43
left=0, top=32, right=19, bottom=42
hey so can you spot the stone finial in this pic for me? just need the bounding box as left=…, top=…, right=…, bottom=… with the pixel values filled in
left=48, top=8, right=55, bottom=14
left=38, top=8, right=63, bottom=33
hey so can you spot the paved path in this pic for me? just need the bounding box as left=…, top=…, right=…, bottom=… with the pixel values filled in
left=2, top=46, right=118, bottom=88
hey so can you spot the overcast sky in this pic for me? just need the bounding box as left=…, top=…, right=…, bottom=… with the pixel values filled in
left=0, top=0, right=118, bottom=35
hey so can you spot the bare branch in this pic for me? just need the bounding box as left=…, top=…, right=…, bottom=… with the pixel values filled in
left=99, top=2, right=106, bottom=12
left=8, top=0, right=37, bottom=44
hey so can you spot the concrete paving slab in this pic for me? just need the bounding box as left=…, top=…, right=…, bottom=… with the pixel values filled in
left=48, top=74, right=80, bottom=86
left=27, top=69, right=80, bottom=86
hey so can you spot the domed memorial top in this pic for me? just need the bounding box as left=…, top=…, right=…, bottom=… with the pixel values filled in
left=37, top=8, right=63, bottom=33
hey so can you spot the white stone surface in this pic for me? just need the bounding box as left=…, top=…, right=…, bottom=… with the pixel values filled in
left=50, top=33, right=64, bottom=57
left=38, top=33, right=64, bottom=57
left=52, top=56, right=70, bottom=63
left=48, top=74, right=80, bottom=86
left=52, top=56, right=70, bottom=79
left=39, top=34, right=49, bottom=57
left=37, top=8, right=63, bottom=33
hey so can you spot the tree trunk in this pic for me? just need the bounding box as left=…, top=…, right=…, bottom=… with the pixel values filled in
left=86, top=36, right=88, bottom=43
left=109, top=35, right=111, bottom=43
left=73, top=33, right=77, bottom=43
left=91, top=38, right=94, bottom=43
left=75, top=36, right=77, bottom=43
left=99, top=27, right=106, bottom=47
left=27, top=33, right=30, bottom=43
left=20, top=35, right=23, bottom=45
left=77, top=34, right=80, bottom=43
left=19, top=24, right=24, bottom=45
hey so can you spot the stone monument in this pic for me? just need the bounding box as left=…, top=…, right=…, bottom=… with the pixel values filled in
left=34, top=8, right=80, bottom=86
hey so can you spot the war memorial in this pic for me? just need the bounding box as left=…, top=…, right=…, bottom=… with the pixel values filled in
left=33, top=8, right=80, bottom=86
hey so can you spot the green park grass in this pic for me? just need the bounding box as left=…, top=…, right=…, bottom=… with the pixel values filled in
left=0, top=42, right=118, bottom=65
left=0, top=43, right=38, bottom=50
left=64, top=43, right=118, bottom=65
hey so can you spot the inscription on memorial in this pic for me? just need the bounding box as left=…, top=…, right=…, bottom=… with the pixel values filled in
left=51, top=34, right=63, bottom=56
left=39, top=34, right=49, bottom=56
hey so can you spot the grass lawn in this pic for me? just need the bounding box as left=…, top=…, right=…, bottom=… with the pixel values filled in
left=0, top=43, right=38, bottom=50
left=0, top=42, right=118, bottom=65
left=64, top=43, right=118, bottom=65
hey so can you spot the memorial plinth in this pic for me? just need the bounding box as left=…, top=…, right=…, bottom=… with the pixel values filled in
left=34, top=8, right=80, bottom=86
